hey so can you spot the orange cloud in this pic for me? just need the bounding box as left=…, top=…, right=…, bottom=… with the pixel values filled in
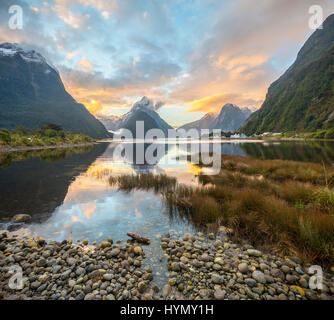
left=79, top=58, right=92, bottom=71
left=187, top=93, right=263, bottom=113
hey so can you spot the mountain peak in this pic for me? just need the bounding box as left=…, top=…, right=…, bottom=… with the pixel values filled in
left=133, top=96, right=153, bottom=111
left=0, top=42, right=57, bottom=73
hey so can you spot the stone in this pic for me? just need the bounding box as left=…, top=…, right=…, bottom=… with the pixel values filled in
left=238, top=263, right=248, bottom=274
left=213, top=240, right=223, bottom=248
left=211, top=274, right=224, bottom=284
left=31, top=281, right=41, bottom=290
left=162, top=284, right=171, bottom=298
left=214, top=289, right=226, bottom=300
left=138, top=281, right=147, bottom=293
left=67, top=257, right=77, bottom=266
left=247, top=249, right=261, bottom=257
left=100, top=241, right=111, bottom=248
left=168, top=278, right=177, bottom=286
left=245, top=278, right=257, bottom=288
left=133, top=247, right=143, bottom=255
left=110, top=248, right=120, bottom=257
left=36, top=258, right=47, bottom=267
left=171, top=262, right=181, bottom=272
left=214, top=257, right=224, bottom=265
left=11, top=214, right=31, bottom=223
left=252, top=271, right=266, bottom=284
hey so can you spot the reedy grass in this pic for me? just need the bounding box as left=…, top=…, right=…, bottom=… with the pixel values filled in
left=108, top=156, right=334, bottom=266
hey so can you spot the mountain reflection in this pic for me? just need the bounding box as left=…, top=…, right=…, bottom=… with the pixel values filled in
left=0, top=143, right=108, bottom=221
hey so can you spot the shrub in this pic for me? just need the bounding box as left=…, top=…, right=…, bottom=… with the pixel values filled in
left=0, top=129, right=11, bottom=144
left=325, top=128, right=334, bottom=139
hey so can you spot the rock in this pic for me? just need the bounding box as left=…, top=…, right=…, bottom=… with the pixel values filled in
left=171, top=262, right=181, bottom=272
left=138, top=281, right=147, bottom=293
left=211, top=274, right=224, bottom=284
left=103, top=274, right=113, bottom=281
left=36, top=258, right=47, bottom=267
left=281, top=265, right=291, bottom=274
left=245, top=278, right=257, bottom=288
left=247, top=249, right=261, bottom=257
left=184, top=234, right=195, bottom=242
left=208, top=233, right=215, bottom=240
left=271, top=268, right=285, bottom=280
left=133, top=247, right=143, bottom=255
left=168, top=278, right=177, bottom=286
left=31, top=281, right=41, bottom=290
left=299, top=277, right=308, bottom=288
left=214, top=257, right=224, bottom=265
left=11, top=214, right=31, bottom=223
left=67, top=257, right=77, bottom=266
left=213, top=240, right=223, bottom=248
left=162, top=284, right=171, bottom=298
left=252, top=271, right=266, bottom=284
left=100, top=241, right=111, bottom=248
left=214, top=289, right=226, bottom=300
left=200, top=253, right=210, bottom=262
left=290, top=286, right=305, bottom=297
left=238, top=263, right=248, bottom=274
left=110, top=248, right=120, bottom=257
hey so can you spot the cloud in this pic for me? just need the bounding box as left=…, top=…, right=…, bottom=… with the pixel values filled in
left=170, top=0, right=334, bottom=113
left=187, top=93, right=262, bottom=113
left=79, top=57, right=92, bottom=71
left=1, top=0, right=334, bottom=125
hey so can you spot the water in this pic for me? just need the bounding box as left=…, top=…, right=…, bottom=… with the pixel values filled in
left=1, top=139, right=334, bottom=287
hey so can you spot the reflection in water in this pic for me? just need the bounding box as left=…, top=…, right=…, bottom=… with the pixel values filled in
left=240, top=140, right=334, bottom=164
left=1, top=140, right=334, bottom=287
left=0, top=144, right=108, bottom=220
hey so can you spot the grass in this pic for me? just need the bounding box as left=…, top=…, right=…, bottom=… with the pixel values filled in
left=108, top=156, right=334, bottom=266
left=0, top=124, right=94, bottom=149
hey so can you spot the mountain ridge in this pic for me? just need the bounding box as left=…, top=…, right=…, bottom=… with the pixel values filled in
left=0, top=43, right=110, bottom=139
left=99, top=97, right=173, bottom=137
left=241, top=14, right=334, bottom=135
left=179, top=103, right=252, bottom=132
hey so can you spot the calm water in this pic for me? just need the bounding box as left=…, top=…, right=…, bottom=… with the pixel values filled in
left=1, top=140, right=334, bottom=287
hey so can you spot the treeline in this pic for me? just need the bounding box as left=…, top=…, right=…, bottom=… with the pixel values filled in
left=0, top=123, right=94, bottom=147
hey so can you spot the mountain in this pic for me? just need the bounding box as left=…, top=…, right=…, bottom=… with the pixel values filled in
left=241, top=14, right=334, bottom=135
left=0, top=43, right=109, bottom=139
left=178, top=112, right=217, bottom=131
left=179, top=103, right=252, bottom=132
left=99, top=97, right=173, bottom=137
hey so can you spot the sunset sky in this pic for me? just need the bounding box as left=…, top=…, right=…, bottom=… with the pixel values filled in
left=1, top=0, right=334, bottom=127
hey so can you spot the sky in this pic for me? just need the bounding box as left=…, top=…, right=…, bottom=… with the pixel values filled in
left=1, top=0, right=334, bottom=127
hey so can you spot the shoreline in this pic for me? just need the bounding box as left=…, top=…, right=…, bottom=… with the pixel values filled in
left=1, top=229, right=333, bottom=300
left=0, top=142, right=99, bottom=154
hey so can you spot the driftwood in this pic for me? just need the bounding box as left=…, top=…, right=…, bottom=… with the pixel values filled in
left=127, top=232, right=151, bottom=244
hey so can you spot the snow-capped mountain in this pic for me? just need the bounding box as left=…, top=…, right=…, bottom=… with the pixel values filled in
left=0, top=43, right=109, bottom=138
left=179, top=103, right=253, bottom=132
left=99, top=97, right=173, bottom=136
left=0, top=42, right=58, bottom=74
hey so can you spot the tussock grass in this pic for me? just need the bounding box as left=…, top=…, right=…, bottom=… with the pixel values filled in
left=108, top=156, right=334, bottom=266
left=218, top=155, right=334, bottom=187
left=109, top=174, right=177, bottom=193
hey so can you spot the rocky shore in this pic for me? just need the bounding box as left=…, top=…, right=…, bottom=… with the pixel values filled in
left=0, top=233, right=159, bottom=300
left=160, top=228, right=334, bottom=300
left=0, top=229, right=334, bottom=300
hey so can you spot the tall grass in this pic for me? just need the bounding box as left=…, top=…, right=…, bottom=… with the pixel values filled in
left=109, top=156, right=334, bottom=266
